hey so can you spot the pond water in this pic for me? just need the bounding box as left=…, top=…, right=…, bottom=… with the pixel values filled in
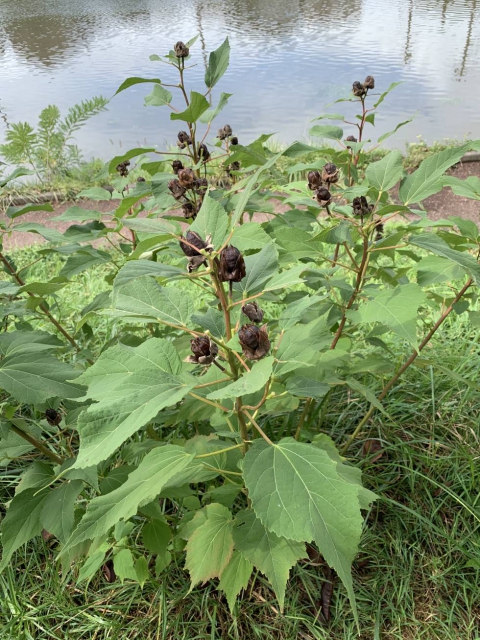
left=0, top=0, right=479, bottom=160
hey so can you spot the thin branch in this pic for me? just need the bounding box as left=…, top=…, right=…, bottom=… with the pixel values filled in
left=11, top=425, right=63, bottom=465
left=242, top=409, right=274, bottom=445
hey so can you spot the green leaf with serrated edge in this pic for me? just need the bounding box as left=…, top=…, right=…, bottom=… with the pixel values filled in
left=415, top=256, right=465, bottom=286
left=58, top=459, right=98, bottom=490
left=99, top=465, right=135, bottom=495
left=18, top=281, right=66, bottom=296
left=243, top=439, right=364, bottom=621
left=279, top=295, right=323, bottom=330
left=286, top=377, right=330, bottom=400
left=114, top=77, right=162, bottom=95
left=73, top=340, right=195, bottom=467
left=231, top=222, right=271, bottom=252
left=144, top=84, right=172, bottom=107
left=443, top=176, right=480, bottom=201
left=233, top=509, right=307, bottom=611
left=449, top=216, right=479, bottom=240
left=234, top=243, right=278, bottom=295
left=199, top=92, right=232, bottom=123
left=0, top=331, right=60, bottom=355
left=60, top=446, right=194, bottom=556
left=16, top=461, right=53, bottom=495
left=113, top=276, right=194, bottom=326
left=218, top=551, right=253, bottom=612
left=377, top=118, right=413, bottom=143
left=170, top=91, right=210, bottom=123
left=114, top=549, right=137, bottom=582
left=76, top=187, right=112, bottom=201
left=0, top=428, right=35, bottom=466
left=273, top=326, right=320, bottom=376
left=108, top=148, right=156, bottom=173
left=191, top=308, right=225, bottom=338
left=135, top=556, right=150, bottom=586
left=142, top=520, right=171, bottom=554
left=121, top=217, right=178, bottom=235
left=399, top=144, right=471, bottom=205
left=6, top=202, right=54, bottom=220
left=311, top=434, right=378, bottom=511
left=77, top=542, right=110, bottom=584
left=350, top=283, right=426, bottom=350
left=0, top=488, right=48, bottom=570
left=309, top=124, right=344, bottom=140
left=274, top=228, right=321, bottom=261
left=0, top=350, right=84, bottom=404
left=59, top=249, right=111, bottom=279
left=189, top=193, right=229, bottom=249
left=264, top=266, right=307, bottom=292
left=53, top=206, right=102, bottom=222
left=185, top=503, right=234, bottom=588
left=373, top=81, right=402, bottom=108
left=40, top=480, right=83, bottom=543
left=205, top=38, right=230, bottom=88
left=207, top=357, right=273, bottom=401
left=365, top=151, right=404, bottom=191
left=409, top=233, right=480, bottom=285
left=114, top=262, right=183, bottom=290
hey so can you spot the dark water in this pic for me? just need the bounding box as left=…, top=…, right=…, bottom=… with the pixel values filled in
left=0, top=0, right=479, bottom=159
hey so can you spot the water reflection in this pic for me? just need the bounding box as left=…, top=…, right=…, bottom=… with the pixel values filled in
left=0, top=0, right=479, bottom=158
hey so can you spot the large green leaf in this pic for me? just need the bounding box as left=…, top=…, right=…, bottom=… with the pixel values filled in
left=189, top=193, right=229, bottom=249
left=234, top=243, right=279, bottom=295
left=278, top=295, right=323, bottom=330
left=0, top=348, right=84, bottom=404
left=0, top=488, right=48, bottom=570
left=218, top=551, right=253, bottom=612
left=233, top=509, right=307, bottom=611
left=399, top=144, right=471, bottom=205
left=185, top=503, right=234, bottom=587
left=142, top=520, right=172, bottom=554
left=365, top=151, right=403, bottom=191
left=73, top=339, right=195, bottom=467
left=409, top=233, right=480, bottom=285
left=231, top=222, right=272, bottom=252
left=113, top=261, right=184, bottom=289
left=243, top=439, right=365, bottom=619
left=113, top=276, right=194, bottom=326
left=191, top=307, right=225, bottom=338
left=350, top=283, right=426, bottom=350
left=204, top=38, right=230, bottom=89
left=207, top=357, right=273, bottom=400
left=273, top=325, right=321, bottom=376
left=199, top=92, right=232, bottom=124
left=309, top=124, right=344, bottom=140
left=144, top=84, right=172, bottom=107
left=114, top=77, right=162, bottom=95
left=170, top=91, right=210, bottom=123
left=40, top=480, right=83, bottom=543
left=61, top=446, right=194, bottom=555
left=415, top=256, right=466, bottom=286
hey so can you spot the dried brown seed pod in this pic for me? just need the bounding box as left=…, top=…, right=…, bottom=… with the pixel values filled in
left=186, top=336, right=219, bottom=365
left=137, top=176, right=146, bottom=183
left=174, top=41, right=189, bottom=58
left=352, top=196, right=370, bottom=217
left=315, top=186, right=332, bottom=207
left=178, top=131, right=192, bottom=144
left=45, top=408, right=61, bottom=426
left=352, top=81, right=366, bottom=97
left=218, top=245, right=246, bottom=283
left=238, top=324, right=270, bottom=361
left=242, top=301, right=264, bottom=323
left=345, top=135, right=358, bottom=143
left=217, top=127, right=227, bottom=140
left=375, top=222, right=384, bottom=241
left=307, top=170, right=322, bottom=190
left=228, top=161, right=241, bottom=175
left=195, top=177, right=208, bottom=196
left=178, top=168, right=196, bottom=189
left=198, top=143, right=210, bottom=162
left=182, top=202, right=196, bottom=219
left=168, top=178, right=186, bottom=200
left=116, top=160, right=130, bottom=177
left=172, top=160, right=184, bottom=174
left=223, top=124, right=232, bottom=136
left=179, top=230, right=207, bottom=257
left=364, top=75, right=375, bottom=90
left=322, top=163, right=339, bottom=184
left=230, top=136, right=238, bottom=145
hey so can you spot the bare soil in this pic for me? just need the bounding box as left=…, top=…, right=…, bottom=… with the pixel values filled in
left=2, top=162, right=479, bottom=250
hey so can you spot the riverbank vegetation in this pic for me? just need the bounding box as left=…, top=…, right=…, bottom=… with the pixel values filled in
left=1, top=36, right=480, bottom=640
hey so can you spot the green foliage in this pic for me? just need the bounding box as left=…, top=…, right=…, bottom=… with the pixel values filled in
left=1, top=37, right=480, bottom=634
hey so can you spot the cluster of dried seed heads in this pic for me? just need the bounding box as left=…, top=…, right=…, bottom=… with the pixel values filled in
left=352, top=196, right=374, bottom=219
left=174, top=41, right=189, bottom=58
left=352, top=75, right=375, bottom=97
left=307, top=164, right=338, bottom=209
left=238, top=324, right=270, bottom=361
left=218, top=245, right=246, bottom=283
left=45, top=408, right=61, bottom=426
left=179, top=230, right=213, bottom=272
left=116, top=160, right=130, bottom=177
left=186, top=336, right=218, bottom=365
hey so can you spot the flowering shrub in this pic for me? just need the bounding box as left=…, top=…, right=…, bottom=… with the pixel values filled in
left=1, top=37, right=480, bottom=624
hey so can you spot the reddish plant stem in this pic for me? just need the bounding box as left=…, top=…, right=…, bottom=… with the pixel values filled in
left=341, top=277, right=474, bottom=454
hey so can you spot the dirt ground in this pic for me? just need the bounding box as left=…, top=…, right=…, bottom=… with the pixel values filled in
left=2, top=162, right=479, bottom=250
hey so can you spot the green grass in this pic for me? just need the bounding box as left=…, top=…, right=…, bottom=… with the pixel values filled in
left=2, top=248, right=480, bottom=639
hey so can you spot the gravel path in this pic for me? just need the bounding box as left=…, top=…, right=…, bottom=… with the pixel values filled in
left=2, top=162, right=479, bottom=250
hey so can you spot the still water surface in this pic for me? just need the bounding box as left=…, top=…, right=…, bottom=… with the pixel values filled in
left=0, top=0, right=479, bottom=159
